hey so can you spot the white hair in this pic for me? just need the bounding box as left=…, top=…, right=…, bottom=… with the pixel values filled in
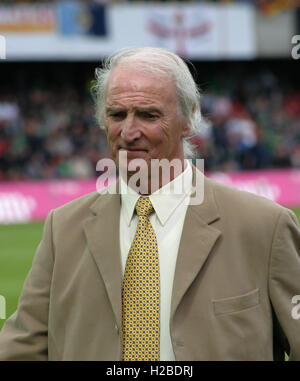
left=91, top=47, right=203, bottom=158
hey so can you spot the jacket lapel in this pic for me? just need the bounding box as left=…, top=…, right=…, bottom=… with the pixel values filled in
left=170, top=170, right=221, bottom=319
left=83, top=184, right=122, bottom=329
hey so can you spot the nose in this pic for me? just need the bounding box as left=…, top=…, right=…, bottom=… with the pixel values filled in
left=121, top=115, right=141, bottom=143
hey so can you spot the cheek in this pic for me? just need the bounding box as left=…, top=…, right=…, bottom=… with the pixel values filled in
left=144, top=127, right=167, bottom=149
left=106, top=124, right=120, bottom=144
left=155, top=121, right=176, bottom=144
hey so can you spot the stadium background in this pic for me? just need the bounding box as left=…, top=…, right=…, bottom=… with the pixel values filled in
left=0, top=0, right=300, bottom=345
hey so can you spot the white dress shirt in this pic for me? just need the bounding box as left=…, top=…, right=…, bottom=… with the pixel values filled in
left=119, top=160, right=192, bottom=361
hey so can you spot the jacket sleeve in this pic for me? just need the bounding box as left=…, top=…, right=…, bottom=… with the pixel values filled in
left=0, top=210, right=54, bottom=360
left=269, top=208, right=300, bottom=361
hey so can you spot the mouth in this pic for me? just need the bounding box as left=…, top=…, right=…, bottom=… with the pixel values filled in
left=119, top=148, right=148, bottom=154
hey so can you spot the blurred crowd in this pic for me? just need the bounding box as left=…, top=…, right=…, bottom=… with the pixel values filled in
left=0, top=83, right=107, bottom=181
left=0, top=63, right=300, bottom=181
left=193, top=72, right=300, bottom=172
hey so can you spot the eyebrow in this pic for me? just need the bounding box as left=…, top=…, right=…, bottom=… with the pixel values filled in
left=105, top=107, right=123, bottom=113
left=138, top=107, right=162, bottom=114
left=105, top=106, right=163, bottom=114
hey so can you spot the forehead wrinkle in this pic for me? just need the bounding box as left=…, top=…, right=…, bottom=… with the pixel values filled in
left=108, top=81, right=166, bottom=99
left=106, top=92, right=163, bottom=108
left=106, top=83, right=170, bottom=112
left=107, top=65, right=174, bottom=95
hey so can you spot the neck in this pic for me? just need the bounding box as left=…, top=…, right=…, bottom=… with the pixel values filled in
left=120, top=158, right=187, bottom=195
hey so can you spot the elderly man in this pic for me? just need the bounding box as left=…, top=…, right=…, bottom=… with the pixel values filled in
left=0, top=47, right=300, bottom=361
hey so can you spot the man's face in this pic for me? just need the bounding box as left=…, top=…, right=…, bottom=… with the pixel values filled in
left=104, top=64, right=189, bottom=173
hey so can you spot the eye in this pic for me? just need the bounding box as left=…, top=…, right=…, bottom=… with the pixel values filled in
left=139, top=111, right=159, bottom=120
left=108, top=111, right=126, bottom=120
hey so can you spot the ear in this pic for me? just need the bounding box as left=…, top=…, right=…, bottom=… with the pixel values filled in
left=181, top=104, right=195, bottom=138
left=181, top=120, right=190, bottom=138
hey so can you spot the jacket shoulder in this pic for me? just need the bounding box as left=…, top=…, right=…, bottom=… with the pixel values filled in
left=52, top=191, right=99, bottom=219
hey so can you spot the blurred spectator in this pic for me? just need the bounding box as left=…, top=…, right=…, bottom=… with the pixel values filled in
left=292, top=145, right=300, bottom=168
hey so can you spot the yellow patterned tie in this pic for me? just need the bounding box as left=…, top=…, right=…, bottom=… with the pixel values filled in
left=122, top=196, right=160, bottom=361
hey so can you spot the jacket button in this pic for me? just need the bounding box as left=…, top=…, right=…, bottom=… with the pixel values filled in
left=114, top=324, right=119, bottom=334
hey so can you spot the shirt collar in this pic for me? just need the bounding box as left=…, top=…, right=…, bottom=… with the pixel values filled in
left=120, top=160, right=192, bottom=226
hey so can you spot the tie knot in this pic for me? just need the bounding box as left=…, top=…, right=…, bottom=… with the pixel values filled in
left=135, top=197, right=154, bottom=217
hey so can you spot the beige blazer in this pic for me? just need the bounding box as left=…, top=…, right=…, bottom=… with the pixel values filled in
left=0, top=170, right=300, bottom=360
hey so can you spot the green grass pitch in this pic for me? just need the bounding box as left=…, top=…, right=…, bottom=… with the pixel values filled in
left=1, top=209, right=300, bottom=332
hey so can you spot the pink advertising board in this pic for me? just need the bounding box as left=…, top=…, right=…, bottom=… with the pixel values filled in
left=0, top=169, right=299, bottom=224
left=206, top=169, right=300, bottom=208
left=0, top=179, right=97, bottom=224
